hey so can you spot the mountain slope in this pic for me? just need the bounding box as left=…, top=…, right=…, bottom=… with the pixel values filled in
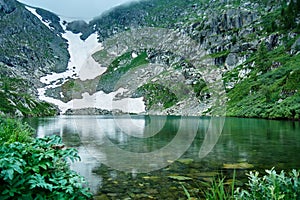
left=1, top=0, right=300, bottom=119
left=0, top=0, right=69, bottom=116
left=84, top=0, right=300, bottom=119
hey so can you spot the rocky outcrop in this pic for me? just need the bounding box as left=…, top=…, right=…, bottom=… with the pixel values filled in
left=0, top=0, right=69, bottom=87
left=64, top=108, right=112, bottom=115
left=64, top=108, right=128, bottom=115
left=291, top=37, right=300, bottom=54
left=66, top=20, right=95, bottom=39
left=35, top=8, right=64, bottom=33
left=0, top=0, right=15, bottom=14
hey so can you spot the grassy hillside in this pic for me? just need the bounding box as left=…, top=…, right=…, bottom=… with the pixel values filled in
left=224, top=1, right=300, bottom=119
left=0, top=75, right=58, bottom=117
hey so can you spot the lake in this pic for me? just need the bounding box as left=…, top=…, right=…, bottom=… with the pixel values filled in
left=25, top=115, right=300, bottom=199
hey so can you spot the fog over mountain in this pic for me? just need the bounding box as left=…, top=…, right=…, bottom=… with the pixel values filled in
left=17, top=0, right=138, bottom=21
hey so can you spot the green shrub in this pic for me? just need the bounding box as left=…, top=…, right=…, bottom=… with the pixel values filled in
left=235, top=168, right=300, bottom=200
left=188, top=168, right=300, bottom=199
left=0, top=117, right=33, bottom=144
left=0, top=135, right=92, bottom=200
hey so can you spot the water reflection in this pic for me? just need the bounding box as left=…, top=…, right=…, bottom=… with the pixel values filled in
left=25, top=116, right=300, bottom=196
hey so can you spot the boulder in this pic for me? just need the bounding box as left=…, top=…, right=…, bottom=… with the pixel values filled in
left=225, top=53, right=238, bottom=70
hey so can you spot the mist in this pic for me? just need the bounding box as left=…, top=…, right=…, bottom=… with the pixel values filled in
left=17, top=0, right=140, bottom=21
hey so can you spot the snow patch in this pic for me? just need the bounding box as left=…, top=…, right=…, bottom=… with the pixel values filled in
left=61, top=27, right=106, bottom=81
left=37, top=16, right=146, bottom=114
left=38, top=88, right=145, bottom=114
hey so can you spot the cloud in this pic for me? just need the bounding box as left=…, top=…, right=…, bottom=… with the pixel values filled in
left=17, top=0, right=137, bottom=21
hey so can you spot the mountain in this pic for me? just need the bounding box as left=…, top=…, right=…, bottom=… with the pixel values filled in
left=55, top=0, right=300, bottom=119
left=0, top=0, right=69, bottom=116
left=1, top=0, right=300, bottom=119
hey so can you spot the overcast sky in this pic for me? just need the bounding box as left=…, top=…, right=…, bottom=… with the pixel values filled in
left=17, top=0, right=137, bottom=21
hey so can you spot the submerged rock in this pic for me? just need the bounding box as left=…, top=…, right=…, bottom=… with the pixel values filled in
left=197, top=171, right=219, bottom=177
left=176, top=158, right=194, bottom=165
left=94, top=194, right=109, bottom=200
left=168, top=175, right=193, bottom=181
left=223, top=162, right=254, bottom=169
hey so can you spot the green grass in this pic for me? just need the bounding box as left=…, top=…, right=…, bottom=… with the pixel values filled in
left=97, top=51, right=149, bottom=93
left=0, top=117, right=33, bottom=144
left=203, top=175, right=236, bottom=200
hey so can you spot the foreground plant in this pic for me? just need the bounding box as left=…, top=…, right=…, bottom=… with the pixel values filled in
left=0, top=135, right=92, bottom=199
left=236, top=168, right=300, bottom=200
left=203, top=171, right=236, bottom=200
left=184, top=168, right=300, bottom=199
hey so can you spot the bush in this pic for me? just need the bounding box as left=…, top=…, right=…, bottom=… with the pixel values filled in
left=236, top=168, right=300, bottom=200
left=192, top=168, right=300, bottom=200
left=0, top=134, right=92, bottom=199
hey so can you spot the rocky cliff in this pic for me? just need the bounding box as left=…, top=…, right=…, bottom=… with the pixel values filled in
left=57, top=0, right=300, bottom=119
left=0, top=0, right=69, bottom=116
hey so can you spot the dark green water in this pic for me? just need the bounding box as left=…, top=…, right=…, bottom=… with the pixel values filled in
left=25, top=115, right=300, bottom=199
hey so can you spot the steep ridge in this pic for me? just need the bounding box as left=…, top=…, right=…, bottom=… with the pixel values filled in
left=0, top=0, right=69, bottom=116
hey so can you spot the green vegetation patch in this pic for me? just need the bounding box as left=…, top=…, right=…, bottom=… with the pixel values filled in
left=0, top=117, right=92, bottom=199
left=0, top=77, right=57, bottom=117
left=236, top=168, right=300, bottom=200
left=97, top=51, right=149, bottom=93
left=136, top=83, right=178, bottom=109
left=192, top=79, right=209, bottom=99
left=0, top=117, right=33, bottom=144
left=183, top=168, right=300, bottom=199
left=225, top=37, right=300, bottom=120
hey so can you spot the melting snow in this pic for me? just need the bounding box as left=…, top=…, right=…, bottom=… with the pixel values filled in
left=38, top=88, right=145, bottom=114
left=31, top=14, right=145, bottom=114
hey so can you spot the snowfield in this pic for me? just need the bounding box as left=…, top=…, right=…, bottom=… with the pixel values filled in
left=26, top=7, right=145, bottom=114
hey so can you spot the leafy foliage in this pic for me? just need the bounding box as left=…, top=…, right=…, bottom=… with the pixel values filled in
left=0, top=135, right=92, bottom=200
left=236, top=168, right=300, bottom=200
left=0, top=118, right=92, bottom=199
left=185, top=168, right=300, bottom=199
